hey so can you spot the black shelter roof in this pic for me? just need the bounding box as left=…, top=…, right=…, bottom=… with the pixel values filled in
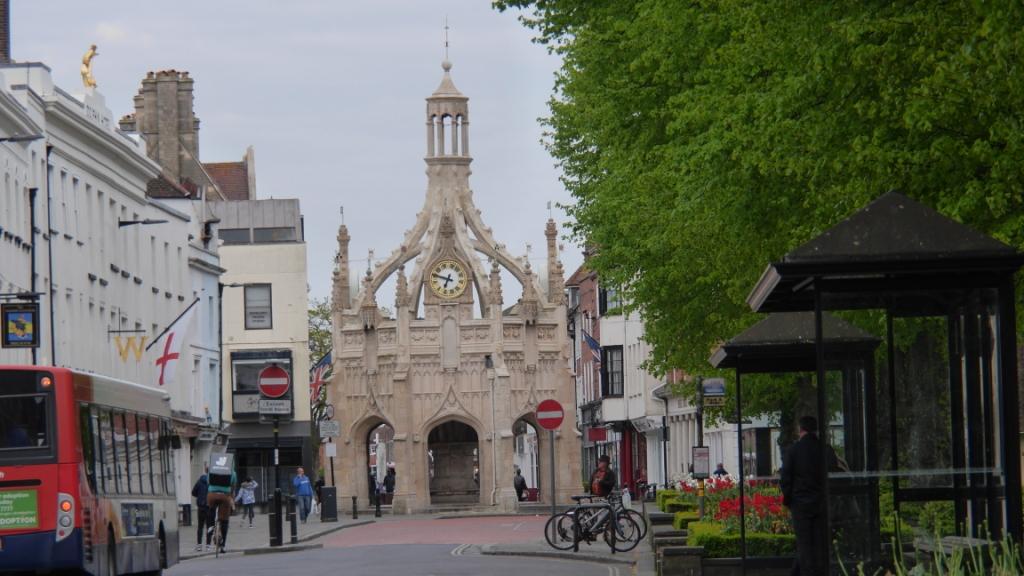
left=747, top=192, right=1024, bottom=313
left=710, top=312, right=880, bottom=373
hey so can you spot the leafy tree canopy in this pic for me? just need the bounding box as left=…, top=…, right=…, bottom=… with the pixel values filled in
left=496, top=0, right=1024, bottom=400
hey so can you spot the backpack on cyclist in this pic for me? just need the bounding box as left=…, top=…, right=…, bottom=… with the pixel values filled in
left=208, top=453, right=235, bottom=489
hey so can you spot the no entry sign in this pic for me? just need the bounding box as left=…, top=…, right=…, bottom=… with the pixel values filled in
left=258, top=364, right=291, bottom=398
left=536, top=399, right=564, bottom=431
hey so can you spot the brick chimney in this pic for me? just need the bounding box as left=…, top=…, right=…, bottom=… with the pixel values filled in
left=119, top=70, right=201, bottom=184
left=0, top=0, right=11, bottom=64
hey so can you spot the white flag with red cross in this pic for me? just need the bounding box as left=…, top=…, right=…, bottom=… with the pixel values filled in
left=147, top=299, right=198, bottom=387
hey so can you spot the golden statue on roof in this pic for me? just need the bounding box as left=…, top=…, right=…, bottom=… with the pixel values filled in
left=81, top=44, right=98, bottom=88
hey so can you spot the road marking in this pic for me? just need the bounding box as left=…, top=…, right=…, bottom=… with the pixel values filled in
left=450, top=543, right=471, bottom=556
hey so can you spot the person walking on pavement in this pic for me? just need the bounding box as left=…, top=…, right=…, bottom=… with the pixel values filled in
left=206, top=454, right=237, bottom=554
left=781, top=416, right=826, bottom=576
left=589, top=454, right=617, bottom=497
left=383, top=466, right=396, bottom=504
left=235, top=477, right=258, bottom=528
left=191, top=469, right=213, bottom=552
left=293, top=467, right=314, bottom=523
left=513, top=467, right=528, bottom=501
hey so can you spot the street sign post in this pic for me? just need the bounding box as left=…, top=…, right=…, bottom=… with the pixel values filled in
left=536, top=399, right=564, bottom=515
left=258, top=364, right=290, bottom=548
left=319, top=420, right=340, bottom=438
left=259, top=399, right=291, bottom=415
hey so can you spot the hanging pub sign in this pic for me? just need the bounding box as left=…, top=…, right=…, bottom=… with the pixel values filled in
left=2, top=302, right=39, bottom=349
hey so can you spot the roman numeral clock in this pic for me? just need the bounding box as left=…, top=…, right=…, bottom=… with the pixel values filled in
left=429, top=259, right=468, bottom=300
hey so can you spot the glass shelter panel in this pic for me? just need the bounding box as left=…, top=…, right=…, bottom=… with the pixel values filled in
left=820, top=314, right=881, bottom=571
left=819, top=285, right=1014, bottom=572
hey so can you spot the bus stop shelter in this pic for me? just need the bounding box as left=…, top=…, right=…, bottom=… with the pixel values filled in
left=745, top=192, right=1024, bottom=572
left=710, top=311, right=881, bottom=571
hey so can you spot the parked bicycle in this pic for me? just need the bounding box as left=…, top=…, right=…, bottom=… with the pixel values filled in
left=544, top=492, right=642, bottom=553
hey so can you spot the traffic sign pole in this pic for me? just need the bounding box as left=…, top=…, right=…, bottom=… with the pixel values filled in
left=550, top=429, right=556, bottom=516
left=536, top=399, right=565, bottom=515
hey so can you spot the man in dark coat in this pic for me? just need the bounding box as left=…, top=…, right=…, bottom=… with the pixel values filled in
left=513, top=468, right=528, bottom=501
left=781, top=416, right=826, bottom=576
left=589, top=454, right=616, bottom=497
left=191, top=471, right=212, bottom=552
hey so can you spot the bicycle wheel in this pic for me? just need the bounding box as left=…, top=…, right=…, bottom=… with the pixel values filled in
left=605, top=514, right=642, bottom=552
left=622, top=509, right=648, bottom=540
left=544, top=512, right=578, bottom=551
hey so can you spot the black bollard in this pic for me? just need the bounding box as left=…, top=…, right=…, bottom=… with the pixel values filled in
left=287, top=495, right=298, bottom=544
left=374, top=494, right=382, bottom=518
left=270, top=488, right=282, bottom=547
left=351, top=495, right=358, bottom=519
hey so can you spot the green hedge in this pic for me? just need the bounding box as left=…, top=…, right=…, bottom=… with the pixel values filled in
left=686, top=522, right=796, bottom=558
left=665, top=497, right=696, bottom=514
left=656, top=490, right=680, bottom=512
left=672, top=511, right=700, bottom=530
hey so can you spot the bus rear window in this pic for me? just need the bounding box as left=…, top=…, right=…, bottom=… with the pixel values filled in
left=0, top=394, right=50, bottom=451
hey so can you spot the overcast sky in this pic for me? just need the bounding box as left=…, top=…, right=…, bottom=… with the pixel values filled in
left=13, top=1, right=580, bottom=303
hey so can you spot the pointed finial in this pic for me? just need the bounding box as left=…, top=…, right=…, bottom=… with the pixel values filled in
left=444, top=16, right=450, bottom=61
left=340, top=205, right=345, bottom=225
left=547, top=201, right=553, bottom=219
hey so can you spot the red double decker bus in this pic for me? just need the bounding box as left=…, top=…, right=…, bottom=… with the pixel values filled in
left=0, top=366, right=179, bottom=574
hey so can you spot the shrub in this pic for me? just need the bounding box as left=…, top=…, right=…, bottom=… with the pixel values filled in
left=920, top=501, right=956, bottom=537
left=665, top=497, right=696, bottom=514
left=686, top=521, right=796, bottom=558
left=673, top=511, right=699, bottom=530
left=656, top=489, right=680, bottom=512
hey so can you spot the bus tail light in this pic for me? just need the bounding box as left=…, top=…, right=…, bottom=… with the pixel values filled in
left=56, top=493, right=74, bottom=542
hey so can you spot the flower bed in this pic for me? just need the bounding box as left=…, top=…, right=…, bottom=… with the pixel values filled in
left=686, top=521, right=796, bottom=558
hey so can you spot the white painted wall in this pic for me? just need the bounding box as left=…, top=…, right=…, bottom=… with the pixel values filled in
left=0, top=63, right=222, bottom=506
left=219, top=240, right=310, bottom=423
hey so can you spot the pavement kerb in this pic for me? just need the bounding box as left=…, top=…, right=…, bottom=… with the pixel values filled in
left=243, top=542, right=324, bottom=556
left=180, top=519, right=376, bottom=561
left=478, top=543, right=637, bottom=566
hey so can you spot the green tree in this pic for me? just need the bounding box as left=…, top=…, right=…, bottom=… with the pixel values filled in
left=309, top=297, right=332, bottom=366
left=495, top=0, right=1024, bottom=418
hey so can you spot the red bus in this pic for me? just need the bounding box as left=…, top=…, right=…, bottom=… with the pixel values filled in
left=0, top=366, right=179, bottom=574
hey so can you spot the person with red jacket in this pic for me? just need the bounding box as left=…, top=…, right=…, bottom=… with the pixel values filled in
left=589, top=454, right=617, bottom=497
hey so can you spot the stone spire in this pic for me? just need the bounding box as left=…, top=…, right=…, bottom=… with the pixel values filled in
left=545, top=219, right=565, bottom=304
left=332, top=224, right=351, bottom=313
left=395, top=265, right=410, bottom=309
left=360, top=268, right=378, bottom=330
left=348, top=58, right=548, bottom=319
left=489, top=259, right=503, bottom=306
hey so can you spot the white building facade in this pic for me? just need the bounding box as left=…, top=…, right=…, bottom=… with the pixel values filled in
left=215, top=198, right=311, bottom=502
left=0, top=61, right=223, bottom=507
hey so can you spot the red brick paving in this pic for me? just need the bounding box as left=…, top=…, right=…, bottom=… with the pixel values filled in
left=324, top=516, right=547, bottom=548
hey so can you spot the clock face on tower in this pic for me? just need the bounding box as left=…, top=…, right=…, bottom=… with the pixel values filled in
left=429, top=259, right=469, bottom=299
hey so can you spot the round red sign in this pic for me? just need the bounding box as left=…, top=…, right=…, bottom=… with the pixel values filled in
left=536, top=399, right=564, bottom=431
left=258, top=365, right=291, bottom=398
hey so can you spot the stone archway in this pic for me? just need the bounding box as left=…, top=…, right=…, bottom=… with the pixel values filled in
left=349, top=416, right=395, bottom=509
left=427, top=420, right=480, bottom=505
left=513, top=417, right=540, bottom=502
left=367, top=422, right=396, bottom=505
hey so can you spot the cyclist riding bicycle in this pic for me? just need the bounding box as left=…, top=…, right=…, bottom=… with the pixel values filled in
left=207, top=453, right=237, bottom=554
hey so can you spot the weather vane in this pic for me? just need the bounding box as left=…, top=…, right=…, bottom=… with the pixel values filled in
left=444, top=16, right=450, bottom=61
